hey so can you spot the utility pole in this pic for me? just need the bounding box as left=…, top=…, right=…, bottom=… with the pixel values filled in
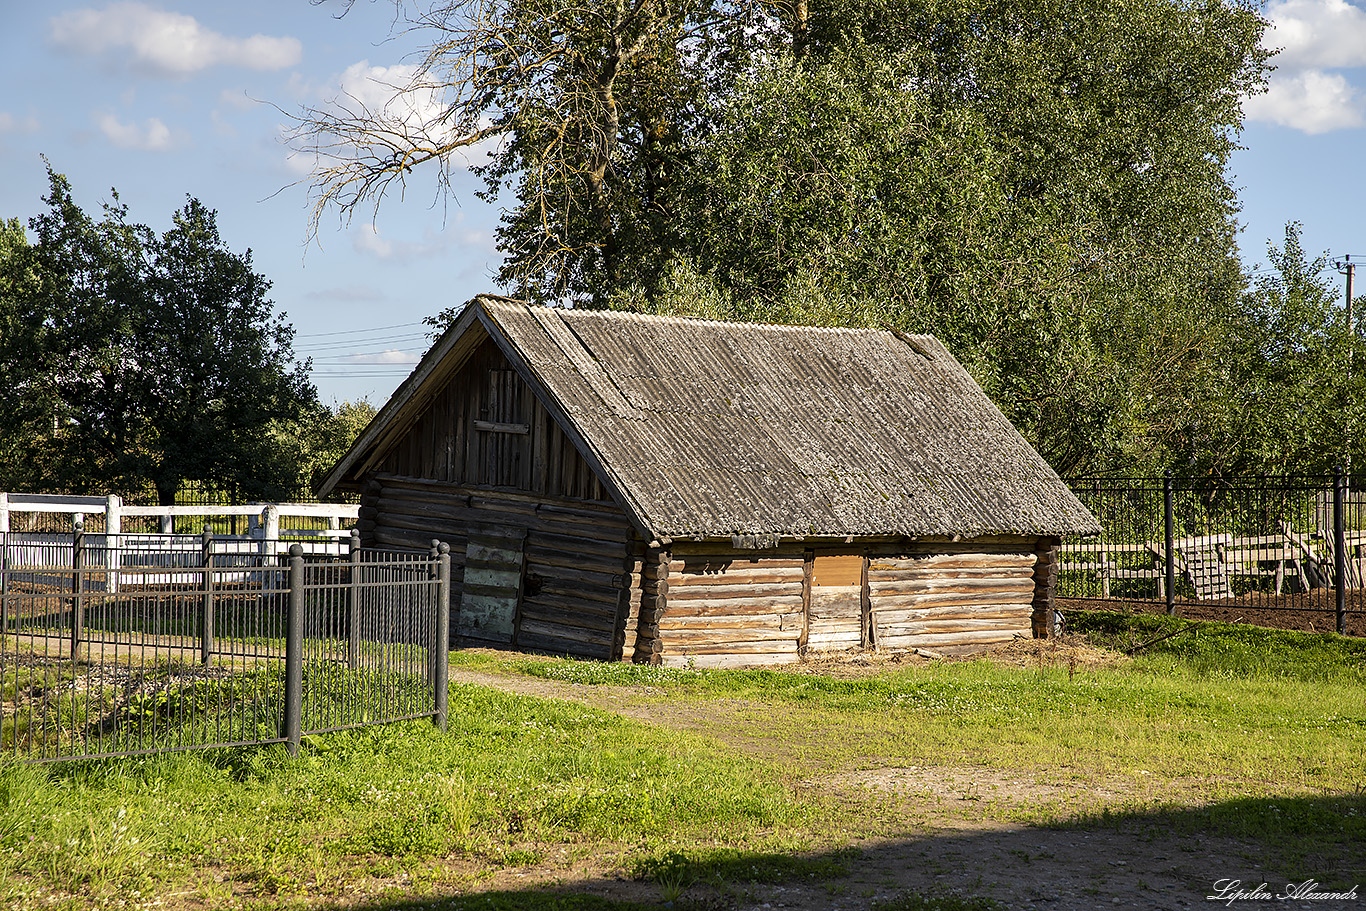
left=1336, top=254, right=1355, bottom=332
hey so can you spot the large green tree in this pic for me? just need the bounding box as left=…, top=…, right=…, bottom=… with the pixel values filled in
left=296, top=0, right=1269, bottom=475
left=0, top=167, right=319, bottom=502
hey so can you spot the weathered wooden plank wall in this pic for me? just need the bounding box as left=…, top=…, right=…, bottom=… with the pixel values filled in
left=378, top=339, right=611, bottom=503
left=654, top=544, right=805, bottom=668
left=358, top=475, right=632, bottom=659
left=647, top=537, right=1049, bottom=666
left=868, top=539, right=1040, bottom=653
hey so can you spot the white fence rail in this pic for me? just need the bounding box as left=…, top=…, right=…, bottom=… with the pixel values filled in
left=0, top=493, right=360, bottom=593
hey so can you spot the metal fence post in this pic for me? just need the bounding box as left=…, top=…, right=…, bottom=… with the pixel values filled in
left=1335, top=466, right=1347, bottom=635
left=348, top=529, right=361, bottom=671
left=435, top=542, right=450, bottom=732
left=1163, top=471, right=1176, bottom=617
left=71, top=519, right=85, bottom=659
left=283, top=543, right=305, bottom=756
left=201, top=525, right=215, bottom=664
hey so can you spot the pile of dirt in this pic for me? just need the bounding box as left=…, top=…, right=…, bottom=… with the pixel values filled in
left=1060, top=589, right=1366, bottom=637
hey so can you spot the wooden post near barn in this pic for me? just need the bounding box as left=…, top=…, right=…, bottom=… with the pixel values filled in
left=434, top=541, right=450, bottom=732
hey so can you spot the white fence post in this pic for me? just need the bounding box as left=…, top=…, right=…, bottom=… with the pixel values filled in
left=106, top=494, right=122, bottom=595
left=263, top=505, right=280, bottom=558
left=0, top=492, right=9, bottom=534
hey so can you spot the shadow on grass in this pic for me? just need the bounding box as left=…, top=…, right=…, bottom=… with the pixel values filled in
left=317, top=792, right=1365, bottom=911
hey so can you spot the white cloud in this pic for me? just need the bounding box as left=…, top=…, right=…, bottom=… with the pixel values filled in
left=50, top=2, right=301, bottom=75
left=1243, top=69, right=1365, bottom=133
left=0, top=112, right=41, bottom=134
left=340, top=350, right=421, bottom=365
left=96, top=112, right=175, bottom=150
left=334, top=61, right=451, bottom=139
left=1263, top=0, right=1366, bottom=68
left=1245, top=0, right=1366, bottom=132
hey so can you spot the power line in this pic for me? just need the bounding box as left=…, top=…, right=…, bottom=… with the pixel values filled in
left=295, top=321, right=425, bottom=339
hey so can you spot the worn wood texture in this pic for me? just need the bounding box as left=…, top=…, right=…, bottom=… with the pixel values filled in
left=656, top=547, right=803, bottom=667
left=377, top=338, right=611, bottom=502
left=367, top=476, right=631, bottom=658
left=869, top=548, right=1038, bottom=650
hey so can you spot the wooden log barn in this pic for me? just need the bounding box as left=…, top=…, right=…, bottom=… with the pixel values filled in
left=318, top=296, right=1100, bottom=667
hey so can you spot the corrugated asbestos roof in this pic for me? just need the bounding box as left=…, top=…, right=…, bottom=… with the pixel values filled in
left=480, top=299, right=1099, bottom=539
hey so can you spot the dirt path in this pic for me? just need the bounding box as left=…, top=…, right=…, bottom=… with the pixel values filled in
left=446, top=654, right=1362, bottom=910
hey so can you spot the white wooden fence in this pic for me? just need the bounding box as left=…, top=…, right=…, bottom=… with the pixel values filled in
left=0, top=492, right=360, bottom=592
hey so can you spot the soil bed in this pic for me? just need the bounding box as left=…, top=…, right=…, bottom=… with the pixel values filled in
left=1059, top=588, right=1366, bottom=636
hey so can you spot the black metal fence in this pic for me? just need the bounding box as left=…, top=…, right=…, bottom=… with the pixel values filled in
left=0, top=531, right=450, bottom=761
left=1061, top=471, right=1364, bottom=634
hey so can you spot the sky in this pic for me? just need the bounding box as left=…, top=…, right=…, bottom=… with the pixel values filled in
left=2, top=1, right=1366, bottom=408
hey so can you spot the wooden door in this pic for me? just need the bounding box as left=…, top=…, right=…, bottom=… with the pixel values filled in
left=457, top=526, right=527, bottom=642
left=805, top=550, right=866, bottom=651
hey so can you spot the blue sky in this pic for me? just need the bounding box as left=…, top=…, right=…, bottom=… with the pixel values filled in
left=2, top=1, right=1365, bottom=407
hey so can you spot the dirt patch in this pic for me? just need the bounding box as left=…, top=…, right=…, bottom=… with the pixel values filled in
left=1059, top=590, right=1366, bottom=637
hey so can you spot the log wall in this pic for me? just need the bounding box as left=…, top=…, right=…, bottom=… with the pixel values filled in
left=652, top=537, right=1049, bottom=666
left=655, top=544, right=805, bottom=668
left=358, top=474, right=633, bottom=659
left=867, top=539, right=1041, bottom=654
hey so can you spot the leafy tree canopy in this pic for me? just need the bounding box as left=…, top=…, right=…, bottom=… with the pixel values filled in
left=294, top=0, right=1306, bottom=476
left=0, top=165, right=320, bottom=503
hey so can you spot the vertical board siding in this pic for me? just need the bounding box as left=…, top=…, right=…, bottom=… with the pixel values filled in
left=378, top=338, right=612, bottom=502
left=363, top=477, right=631, bottom=659
left=657, top=546, right=804, bottom=667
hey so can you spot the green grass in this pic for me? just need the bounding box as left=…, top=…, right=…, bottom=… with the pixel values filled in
left=0, top=613, right=1361, bottom=908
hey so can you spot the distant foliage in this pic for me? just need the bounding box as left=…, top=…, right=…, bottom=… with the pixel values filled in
left=0, top=165, right=320, bottom=501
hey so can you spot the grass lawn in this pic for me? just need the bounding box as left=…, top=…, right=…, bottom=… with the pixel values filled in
left=0, top=611, right=1361, bottom=910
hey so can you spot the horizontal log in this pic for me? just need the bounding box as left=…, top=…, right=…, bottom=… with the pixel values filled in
left=662, top=594, right=802, bottom=613
left=661, top=652, right=799, bottom=668
left=873, top=605, right=1032, bottom=624
left=518, top=616, right=615, bottom=647
left=662, top=638, right=799, bottom=654
left=373, top=495, right=630, bottom=545
left=533, top=577, right=623, bottom=606
left=666, top=569, right=804, bottom=587
left=868, top=567, right=1036, bottom=583
left=869, top=578, right=1035, bottom=596
left=667, top=582, right=801, bottom=601
left=875, top=617, right=1032, bottom=636
left=525, top=547, right=625, bottom=576
left=658, top=614, right=785, bottom=632
left=871, top=589, right=1034, bottom=608
left=515, top=630, right=610, bottom=660
left=376, top=474, right=626, bottom=515
left=655, top=600, right=801, bottom=619
left=877, top=629, right=1025, bottom=649
left=870, top=553, right=1036, bottom=571
left=658, top=626, right=797, bottom=644
left=516, top=608, right=616, bottom=638
left=519, top=593, right=621, bottom=620
left=669, top=558, right=805, bottom=575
